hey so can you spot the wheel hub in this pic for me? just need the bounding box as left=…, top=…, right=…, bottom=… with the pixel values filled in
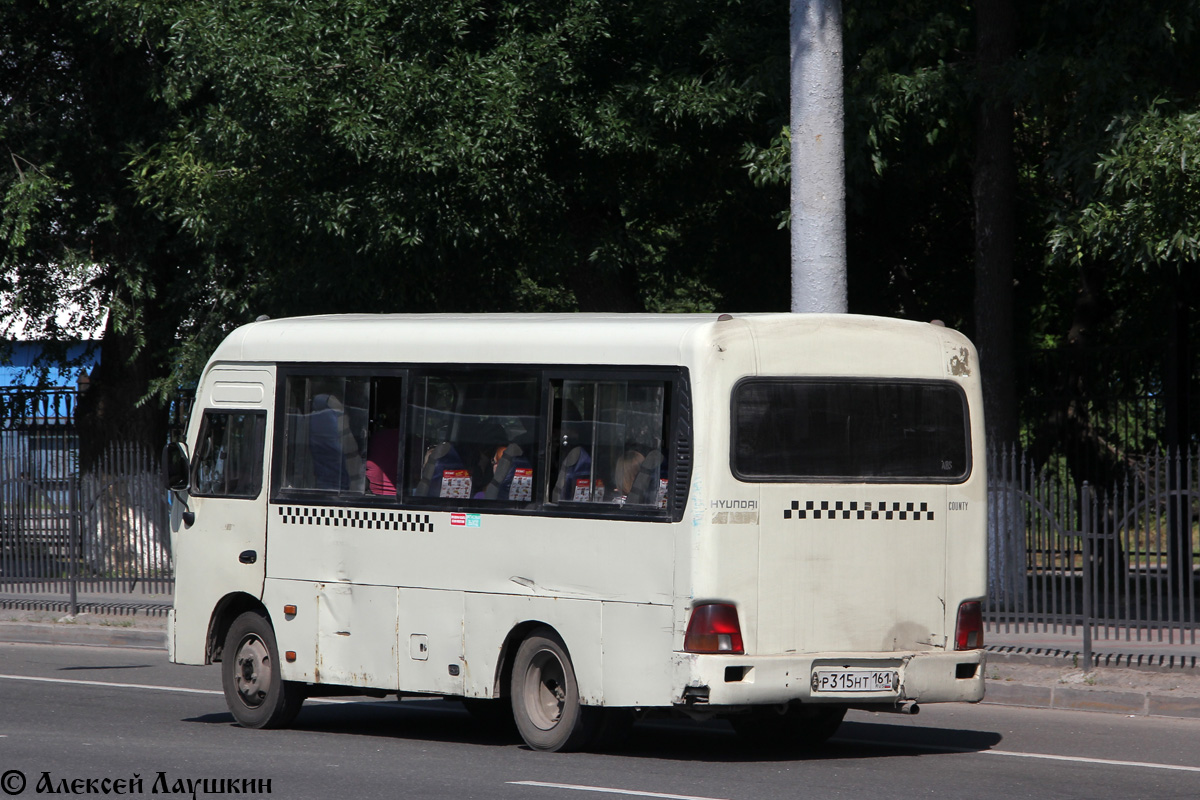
left=233, top=635, right=271, bottom=708
left=525, top=649, right=567, bottom=730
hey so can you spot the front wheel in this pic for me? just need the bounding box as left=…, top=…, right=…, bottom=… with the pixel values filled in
left=510, top=628, right=597, bottom=752
left=221, top=611, right=305, bottom=729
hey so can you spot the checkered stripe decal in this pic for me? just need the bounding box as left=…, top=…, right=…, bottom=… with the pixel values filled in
left=276, top=506, right=434, bottom=532
left=784, top=500, right=934, bottom=521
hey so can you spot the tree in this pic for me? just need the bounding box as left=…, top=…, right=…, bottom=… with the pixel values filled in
left=0, top=0, right=188, bottom=463
left=5, top=0, right=1197, bottom=482
left=123, top=0, right=794, bottom=385
left=841, top=0, right=975, bottom=327
left=1021, top=0, right=1200, bottom=474
left=971, top=0, right=1017, bottom=445
left=4, top=0, right=796, bottom=441
left=842, top=0, right=1200, bottom=466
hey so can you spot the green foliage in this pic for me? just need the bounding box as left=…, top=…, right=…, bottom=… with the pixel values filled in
left=113, top=0, right=792, bottom=381
left=1050, top=102, right=1200, bottom=270
left=0, top=0, right=182, bottom=358
left=3, top=0, right=793, bottom=397
left=845, top=1, right=971, bottom=184
left=840, top=0, right=975, bottom=327
left=134, top=1, right=785, bottom=281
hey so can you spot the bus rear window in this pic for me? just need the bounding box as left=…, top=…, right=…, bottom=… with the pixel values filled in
left=732, top=379, right=969, bottom=482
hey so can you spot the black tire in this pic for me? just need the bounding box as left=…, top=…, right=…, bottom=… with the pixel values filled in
left=221, top=611, right=305, bottom=729
left=510, top=627, right=598, bottom=752
left=730, top=705, right=846, bottom=749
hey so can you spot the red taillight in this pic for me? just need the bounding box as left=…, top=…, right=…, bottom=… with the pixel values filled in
left=955, top=600, right=984, bottom=650
left=684, top=603, right=744, bottom=654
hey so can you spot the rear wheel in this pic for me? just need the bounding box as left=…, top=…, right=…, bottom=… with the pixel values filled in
left=221, top=611, right=305, bottom=729
left=510, top=628, right=597, bottom=752
left=730, top=705, right=845, bottom=749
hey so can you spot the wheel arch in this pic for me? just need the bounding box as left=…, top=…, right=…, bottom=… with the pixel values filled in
left=491, top=619, right=562, bottom=699
left=207, top=592, right=270, bottom=664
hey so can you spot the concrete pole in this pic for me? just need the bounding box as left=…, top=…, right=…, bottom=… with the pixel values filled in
left=790, top=0, right=847, bottom=313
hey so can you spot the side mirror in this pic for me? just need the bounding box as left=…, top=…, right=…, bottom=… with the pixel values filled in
left=162, top=441, right=190, bottom=492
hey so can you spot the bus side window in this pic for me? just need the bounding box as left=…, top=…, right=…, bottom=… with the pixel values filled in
left=192, top=411, right=266, bottom=499
left=405, top=371, right=540, bottom=502
left=553, top=379, right=668, bottom=508
left=464, top=373, right=539, bottom=502
left=406, top=376, right=467, bottom=499
left=282, top=376, right=369, bottom=494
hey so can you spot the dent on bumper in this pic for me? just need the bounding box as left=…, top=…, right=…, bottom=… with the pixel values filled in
left=672, top=649, right=986, bottom=707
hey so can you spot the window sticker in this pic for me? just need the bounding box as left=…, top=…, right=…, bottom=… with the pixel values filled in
left=510, top=467, right=533, bottom=502
left=440, top=470, right=472, bottom=499
left=572, top=478, right=605, bottom=502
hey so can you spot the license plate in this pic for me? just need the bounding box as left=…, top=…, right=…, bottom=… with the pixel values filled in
left=812, top=669, right=898, bottom=693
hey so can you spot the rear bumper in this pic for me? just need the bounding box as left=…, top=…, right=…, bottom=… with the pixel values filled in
left=671, top=649, right=986, bottom=708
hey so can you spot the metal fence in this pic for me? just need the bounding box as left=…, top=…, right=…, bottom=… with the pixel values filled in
left=987, top=446, right=1200, bottom=646
left=1, top=389, right=171, bottom=603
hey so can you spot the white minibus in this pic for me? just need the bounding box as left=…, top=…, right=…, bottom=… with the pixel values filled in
left=163, top=313, right=986, bottom=751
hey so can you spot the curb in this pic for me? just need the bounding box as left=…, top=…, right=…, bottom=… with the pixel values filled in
left=0, top=598, right=171, bottom=618
left=0, top=622, right=166, bottom=650
left=986, top=645, right=1200, bottom=672
left=981, top=680, right=1200, bottom=719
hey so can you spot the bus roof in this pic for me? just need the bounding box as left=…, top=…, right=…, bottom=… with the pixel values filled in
left=205, top=312, right=970, bottom=374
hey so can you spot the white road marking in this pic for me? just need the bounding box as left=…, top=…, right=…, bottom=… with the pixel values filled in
left=4, top=674, right=1197, bottom=777
left=510, top=782, right=729, bottom=800
left=0, top=673, right=221, bottom=695
left=0, top=673, right=369, bottom=704
left=853, top=738, right=1200, bottom=773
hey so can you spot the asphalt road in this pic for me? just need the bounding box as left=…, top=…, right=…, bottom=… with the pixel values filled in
left=2, top=642, right=1199, bottom=800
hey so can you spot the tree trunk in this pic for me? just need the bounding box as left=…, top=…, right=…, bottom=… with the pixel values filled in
left=1164, top=275, right=1194, bottom=599
left=972, top=0, right=1018, bottom=447
left=75, top=314, right=166, bottom=471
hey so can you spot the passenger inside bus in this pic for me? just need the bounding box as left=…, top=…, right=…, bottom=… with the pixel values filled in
left=611, top=450, right=644, bottom=504
left=551, top=396, right=602, bottom=502
left=364, top=377, right=403, bottom=496
left=465, top=420, right=509, bottom=496
left=415, top=442, right=469, bottom=498
left=625, top=448, right=665, bottom=506
left=483, top=442, right=534, bottom=501
left=365, top=428, right=399, bottom=495
left=304, top=380, right=367, bottom=493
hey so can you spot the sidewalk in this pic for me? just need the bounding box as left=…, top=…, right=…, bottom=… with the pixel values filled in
left=2, top=592, right=1199, bottom=720
left=0, top=590, right=169, bottom=649
left=983, top=626, right=1200, bottom=719
left=987, top=627, right=1200, bottom=669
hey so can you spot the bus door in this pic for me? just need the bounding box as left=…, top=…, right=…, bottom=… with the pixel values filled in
left=172, top=367, right=274, bottom=664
